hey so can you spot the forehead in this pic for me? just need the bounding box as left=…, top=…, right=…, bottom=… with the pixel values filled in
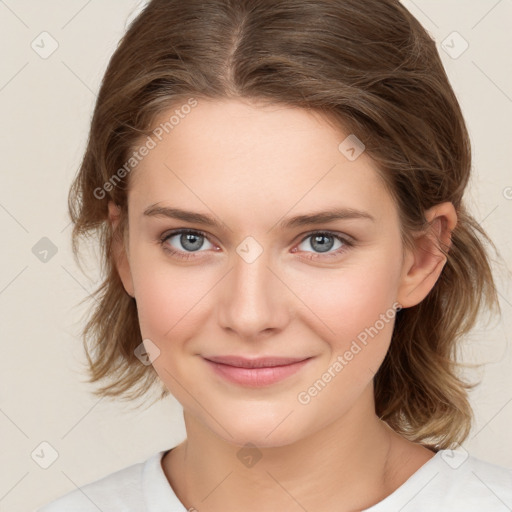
left=127, top=98, right=397, bottom=225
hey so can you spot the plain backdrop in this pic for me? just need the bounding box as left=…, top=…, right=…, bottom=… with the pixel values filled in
left=0, top=1, right=511, bottom=511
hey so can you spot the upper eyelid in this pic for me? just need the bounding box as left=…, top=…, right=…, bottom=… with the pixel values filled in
left=162, top=228, right=352, bottom=248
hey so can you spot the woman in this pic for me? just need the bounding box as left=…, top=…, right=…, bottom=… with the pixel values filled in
left=38, top=0, right=512, bottom=510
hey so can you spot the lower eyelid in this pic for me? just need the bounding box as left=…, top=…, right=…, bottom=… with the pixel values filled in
left=295, top=233, right=352, bottom=257
left=299, top=232, right=352, bottom=247
left=160, top=230, right=353, bottom=257
left=161, top=230, right=214, bottom=251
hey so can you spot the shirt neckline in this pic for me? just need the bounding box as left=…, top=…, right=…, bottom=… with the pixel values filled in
left=142, top=447, right=445, bottom=512
left=142, top=448, right=188, bottom=511
left=361, top=449, right=444, bottom=511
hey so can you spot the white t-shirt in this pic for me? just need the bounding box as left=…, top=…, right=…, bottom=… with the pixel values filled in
left=36, top=448, right=512, bottom=511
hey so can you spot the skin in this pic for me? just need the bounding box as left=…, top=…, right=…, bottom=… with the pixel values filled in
left=108, top=98, right=457, bottom=512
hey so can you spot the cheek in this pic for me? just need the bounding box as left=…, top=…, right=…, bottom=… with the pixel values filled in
left=295, top=247, right=402, bottom=370
left=133, top=264, right=209, bottom=341
left=132, top=263, right=211, bottom=394
left=128, top=241, right=209, bottom=338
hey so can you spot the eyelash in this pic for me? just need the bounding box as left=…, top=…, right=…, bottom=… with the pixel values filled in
left=158, top=229, right=354, bottom=261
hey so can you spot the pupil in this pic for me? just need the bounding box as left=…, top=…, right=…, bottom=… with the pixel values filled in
left=182, top=233, right=203, bottom=251
left=312, top=234, right=333, bottom=253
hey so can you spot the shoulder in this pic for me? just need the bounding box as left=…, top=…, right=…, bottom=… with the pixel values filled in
left=35, top=451, right=161, bottom=512
left=437, top=450, right=512, bottom=502
left=442, top=451, right=512, bottom=506
left=367, top=449, right=512, bottom=512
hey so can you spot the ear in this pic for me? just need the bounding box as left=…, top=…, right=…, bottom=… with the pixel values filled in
left=396, top=201, right=457, bottom=308
left=108, top=200, right=135, bottom=298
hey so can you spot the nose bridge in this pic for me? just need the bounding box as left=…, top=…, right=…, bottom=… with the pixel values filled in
left=233, top=245, right=272, bottom=299
left=218, top=240, right=288, bottom=338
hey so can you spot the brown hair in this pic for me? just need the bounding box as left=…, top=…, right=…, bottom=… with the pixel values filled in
left=68, top=0, right=501, bottom=449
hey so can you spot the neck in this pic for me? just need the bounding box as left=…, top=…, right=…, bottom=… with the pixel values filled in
left=162, top=386, right=433, bottom=512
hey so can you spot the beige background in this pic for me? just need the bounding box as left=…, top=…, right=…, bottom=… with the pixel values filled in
left=0, top=1, right=511, bottom=511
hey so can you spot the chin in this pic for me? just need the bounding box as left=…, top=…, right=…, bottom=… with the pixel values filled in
left=205, top=408, right=308, bottom=450
left=225, top=428, right=302, bottom=450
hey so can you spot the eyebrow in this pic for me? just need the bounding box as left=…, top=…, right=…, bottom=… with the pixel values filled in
left=143, top=204, right=375, bottom=229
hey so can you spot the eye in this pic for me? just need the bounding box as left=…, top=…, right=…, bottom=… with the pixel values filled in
left=159, top=229, right=354, bottom=261
left=293, top=231, right=353, bottom=260
left=159, top=229, right=215, bottom=260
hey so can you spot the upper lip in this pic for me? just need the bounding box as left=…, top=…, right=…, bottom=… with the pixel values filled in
left=204, top=355, right=311, bottom=368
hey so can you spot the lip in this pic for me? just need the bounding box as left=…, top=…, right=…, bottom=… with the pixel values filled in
left=203, top=355, right=312, bottom=387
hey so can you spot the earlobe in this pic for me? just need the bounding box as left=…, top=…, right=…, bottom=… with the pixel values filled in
left=107, top=201, right=135, bottom=298
left=396, top=202, right=457, bottom=308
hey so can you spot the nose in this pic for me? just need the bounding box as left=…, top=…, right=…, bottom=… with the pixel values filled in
left=217, top=246, right=291, bottom=340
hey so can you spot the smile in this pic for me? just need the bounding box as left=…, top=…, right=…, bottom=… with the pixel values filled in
left=202, top=356, right=313, bottom=387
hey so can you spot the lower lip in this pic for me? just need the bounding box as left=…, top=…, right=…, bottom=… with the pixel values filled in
left=204, top=358, right=311, bottom=387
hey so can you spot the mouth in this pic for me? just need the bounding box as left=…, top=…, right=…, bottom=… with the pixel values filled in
left=202, top=355, right=313, bottom=387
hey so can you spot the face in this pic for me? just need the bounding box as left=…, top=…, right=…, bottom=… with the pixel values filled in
left=111, top=98, right=416, bottom=448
